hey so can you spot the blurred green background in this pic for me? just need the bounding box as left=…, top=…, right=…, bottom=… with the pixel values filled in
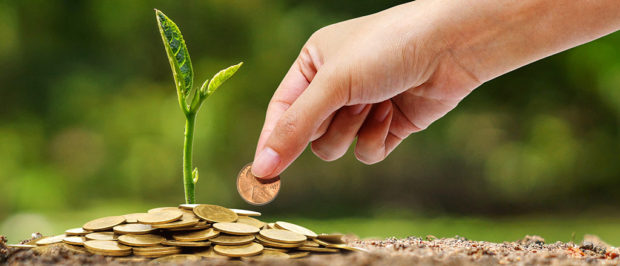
left=1, top=0, right=619, bottom=245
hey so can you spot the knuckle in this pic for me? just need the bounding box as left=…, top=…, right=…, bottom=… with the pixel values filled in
left=311, top=142, right=342, bottom=162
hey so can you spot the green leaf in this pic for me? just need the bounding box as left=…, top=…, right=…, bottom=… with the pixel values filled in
left=155, top=9, right=194, bottom=99
left=207, top=62, right=243, bottom=96
left=192, top=167, right=199, bottom=184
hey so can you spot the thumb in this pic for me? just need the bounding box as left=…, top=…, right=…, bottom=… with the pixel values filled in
left=252, top=69, right=348, bottom=178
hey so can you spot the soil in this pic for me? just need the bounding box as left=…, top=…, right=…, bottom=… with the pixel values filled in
left=2, top=234, right=619, bottom=265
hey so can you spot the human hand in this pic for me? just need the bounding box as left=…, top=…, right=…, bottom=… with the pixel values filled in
left=252, top=0, right=620, bottom=179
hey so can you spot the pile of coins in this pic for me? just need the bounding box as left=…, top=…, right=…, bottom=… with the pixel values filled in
left=29, top=204, right=365, bottom=261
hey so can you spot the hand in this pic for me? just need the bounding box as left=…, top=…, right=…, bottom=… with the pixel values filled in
left=252, top=0, right=620, bottom=179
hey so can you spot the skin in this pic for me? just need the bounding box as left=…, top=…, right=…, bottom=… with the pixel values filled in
left=251, top=0, right=620, bottom=179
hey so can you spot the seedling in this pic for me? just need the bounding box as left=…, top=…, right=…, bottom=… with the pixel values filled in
left=155, top=9, right=242, bottom=204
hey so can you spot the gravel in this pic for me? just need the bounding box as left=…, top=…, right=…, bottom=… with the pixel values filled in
left=2, top=234, right=619, bottom=265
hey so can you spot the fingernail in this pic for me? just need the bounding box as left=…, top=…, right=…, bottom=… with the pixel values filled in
left=374, top=103, right=391, bottom=122
left=349, top=104, right=366, bottom=115
left=252, top=147, right=281, bottom=178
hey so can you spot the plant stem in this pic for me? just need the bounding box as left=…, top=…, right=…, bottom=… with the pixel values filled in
left=183, top=113, right=196, bottom=204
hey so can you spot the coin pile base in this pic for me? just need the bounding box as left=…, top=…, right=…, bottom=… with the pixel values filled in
left=29, top=204, right=364, bottom=261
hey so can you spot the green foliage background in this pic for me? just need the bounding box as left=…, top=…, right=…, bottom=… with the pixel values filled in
left=0, top=0, right=618, bottom=244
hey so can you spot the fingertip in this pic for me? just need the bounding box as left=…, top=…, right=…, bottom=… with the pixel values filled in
left=252, top=147, right=281, bottom=179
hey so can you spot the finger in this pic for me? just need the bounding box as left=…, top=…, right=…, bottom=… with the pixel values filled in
left=311, top=104, right=370, bottom=161
left=311, top=112, right=336, bottom=141
left=255, top=63, right=310, bottom=159
left=354, top=100, right=393, bottom=165
left=252, top=69, right=348, bottom=178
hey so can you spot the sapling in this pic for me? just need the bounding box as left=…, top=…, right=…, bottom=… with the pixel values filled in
left=155, top=9, right=242, bottom=204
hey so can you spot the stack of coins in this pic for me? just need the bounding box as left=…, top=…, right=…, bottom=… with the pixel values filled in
left=31, top=204, right=366, bottom=261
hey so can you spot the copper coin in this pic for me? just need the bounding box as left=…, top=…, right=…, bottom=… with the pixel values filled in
left=236, top=163, right=280, bottom=206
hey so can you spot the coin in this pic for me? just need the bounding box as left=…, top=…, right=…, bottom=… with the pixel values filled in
left=317, top=233, right=345, bottom=244
left=288, top=251, right=310, bottom=259
left=259, top=229, right=306, bottom=244
left=275, top=221, right=317, bottom=238
left=6, top=244, right=36, bottom=249
left=255, top=235, right=304, bottom=248
left=193, top=204, right=238, bottom=223
left=62, top=243, right=88, bottom=254
left=133, top=245, right=182, bottom=257
left=62, top=236, right=85, bottom=246
left=214, top=242, right=263, bottom=257
left=263, top=247, right=289, bottom=252
left=65, top=228, right=91, bottom=236
left=152, top=213, right=199, bottom=229
left=167, top=221, right=211, bottom=232
left=172, top=228, right=219, bottom=241
left=297, top=246, right=339, bottom=252
left=327, top=244, right=369, bottom=252
left=148, top=207, right=181, bottom=213
left=83, top=216, right=126, bottom=231
left=133, top=245, right=180, bottom=253
left=236, top=163, right=281, bottom=205
left=230, top=209, right=261, bottom=216
left=113, top=224, right=155, bottom=235
left=85, top=232, right=116, bottom=241
left=303, top=240, right=320, bottom=247
left=35, top=234, right=66, bottom=245
left=84, top=240, right=131, bottom=256
left=236, top=216, right=266, bottom=229
left=138, top=210, right=183, bottom=224
left=213, top=222, right=260, bottom=235
left=150, top=254, right=203, bottom=263
left=162, top=240, right=211, bottom=247
left=118, top=234, right=165, bottom=247
left=209, top=235, right=255, bottom=246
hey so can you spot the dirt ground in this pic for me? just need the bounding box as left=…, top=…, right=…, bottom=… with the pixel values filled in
left=2, top=234, right=619, bottom=265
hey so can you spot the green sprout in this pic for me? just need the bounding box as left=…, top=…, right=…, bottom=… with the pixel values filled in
left=155, top=9, right=242, bottom=204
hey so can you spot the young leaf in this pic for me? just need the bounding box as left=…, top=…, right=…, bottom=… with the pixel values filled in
left=155, top=9, right=194, bottom=99
left=192, top=168, right=199, bottom=184
left=207, top=62, right=243, bottom=96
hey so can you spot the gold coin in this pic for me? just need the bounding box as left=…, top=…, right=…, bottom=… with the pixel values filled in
left=152, top=213, right=199, bottom=229
left=255, top=235, right=304, bottom=248
left=123, top=213, right=147, bottom=223
left=213, top=222, right=260, bottom=235
left=167, top=221, right=211, bottom=232
left=83, top=216, right=126, bottom=231
left=150, top=254, right=203, bottom=263
left=265, top=223, right=276, bottom=229
left=263, top=247, right=289, bottom=252
left=317, top=233, right=345, bottom=244
left=6, top=244, right=36, bottom=249
left=236, top=216, right=266, bottom=229
left=162, top=240, right=211, bottom=247
left=303, top=240, right=320, bottom=247
left=259, top=229, right=306, bottom=244
left=193, top=204, right=238, bottom=223
left=65, top=228, right=91, bottom=236
left=85, top=232, right=116, bottom=241
left=36, top=234, right=66, bottom=245
left=209, top=235, right=255, bottom=246
left=113, top=224, right=155, bottom=235
left=84, top=240, right=131, bottom=254
left=214, top=242, right=263, bottom=257
left=288, top=251, right=310, bottom=259
left=193, top=247, right=228, bottom=259
left=62, top=236, right=85, bottom=246
left=172, top=228, right=219, bottom=241
left=297, top=246, right=339, bottom=253
left=133, top=245, right=180, bottom=253
left=179, top=204, right=199, bottom=210
left=275, top=221, right=317, bottom=238
left=117, top=234, right=165, bottom=247
left=62, top=243, right=88, bottom=254
left=138, top=210, right=183, bottom=224
left=241, top=250, right=289, bottom=261
left=133, top=246, right=182, bottom=257
left=230, top=209, right=261, bottom=217
left=147, top=207, right=180, bottom=213
left=313, top=238, right=331, bottom=246
left=326, top=244, right=368, bottom=252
